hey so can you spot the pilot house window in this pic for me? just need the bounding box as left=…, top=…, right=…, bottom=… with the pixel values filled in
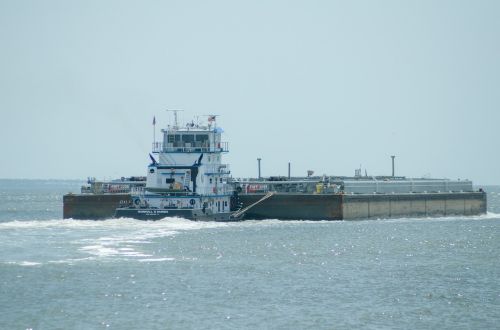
left=183, top=135, right=194, bottom=143
left=195, top=134, right=209, bottom=143
left=167, top=134, right=207, bottom=146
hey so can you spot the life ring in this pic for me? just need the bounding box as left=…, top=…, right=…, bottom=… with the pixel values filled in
left=189, top=199, right=196, bottom=205
left=134, top=198, right=140, bottom=206
left=213, top=187, right=217, bottom=193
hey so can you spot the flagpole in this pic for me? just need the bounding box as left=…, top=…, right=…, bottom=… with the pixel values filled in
left=153, top=116, right=156, bottom=149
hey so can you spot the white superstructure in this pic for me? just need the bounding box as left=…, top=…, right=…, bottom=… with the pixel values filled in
left=122, top=114, right=234, bottom=219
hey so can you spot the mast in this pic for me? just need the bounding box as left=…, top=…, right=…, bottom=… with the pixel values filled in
left=166, top=109, right=184, bottom=130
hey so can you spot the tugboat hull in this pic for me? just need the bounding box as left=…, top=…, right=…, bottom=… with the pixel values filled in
left=114, top=207, right=236, bottom=221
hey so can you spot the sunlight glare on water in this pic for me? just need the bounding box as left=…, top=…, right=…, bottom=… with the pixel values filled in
left=0, top=180, right=499, bottom=329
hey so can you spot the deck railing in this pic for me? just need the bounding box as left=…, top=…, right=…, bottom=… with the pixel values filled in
left=152, top=142, right=229, bottom=153
left=203, top=164, right=230, bottom=175
left=199, top=185, right=234, bottom=195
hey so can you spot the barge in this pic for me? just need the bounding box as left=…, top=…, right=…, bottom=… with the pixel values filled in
left=64, top=177, right=486, bottom=220
left=63, top=115, right=487, bottom=220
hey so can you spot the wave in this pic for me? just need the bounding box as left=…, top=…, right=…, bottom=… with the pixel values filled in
left=0, top=217, right=232, bottom=265
left=71, top=218, right=229, bottom=260
left=1, top=212, right=499, bottom=230
left=0, top=217, right=230, bottom=231
left=4, top=261, right=42, bottom=267
left=356, top=211, right=500, bottom=224
left=2, top=214, right=498, bottom=267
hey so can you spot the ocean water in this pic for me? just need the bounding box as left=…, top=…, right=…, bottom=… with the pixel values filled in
left=0, top=180, right=499, bottom=329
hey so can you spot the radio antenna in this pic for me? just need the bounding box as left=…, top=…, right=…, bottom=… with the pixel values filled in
left=166, top=109, right=184, bottom=129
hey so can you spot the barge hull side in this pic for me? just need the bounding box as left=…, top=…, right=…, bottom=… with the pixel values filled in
left=63, top=192, right=487, bottom=220
left=238, top=193, right=343, bottom=220
left=342, top=192, right=487, bottom=220
left=63, top=194, right=131, bottom=219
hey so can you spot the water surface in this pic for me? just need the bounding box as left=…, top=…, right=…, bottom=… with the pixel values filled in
left=1, top=180, right=499, bottom=329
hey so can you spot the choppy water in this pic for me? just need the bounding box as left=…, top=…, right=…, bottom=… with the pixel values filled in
left=0, top=179, right=499, bottom=329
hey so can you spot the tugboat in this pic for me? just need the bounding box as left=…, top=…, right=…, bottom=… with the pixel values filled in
left=115, top=113, right=241, bottom=221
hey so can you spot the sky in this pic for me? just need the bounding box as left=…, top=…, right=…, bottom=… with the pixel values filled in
left=0, top=0, right=499, bottom=184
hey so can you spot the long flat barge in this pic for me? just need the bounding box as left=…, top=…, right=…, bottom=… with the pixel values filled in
left=63, top=177, right=487, bottom=220
left=63, top=114, right=487, bottom=221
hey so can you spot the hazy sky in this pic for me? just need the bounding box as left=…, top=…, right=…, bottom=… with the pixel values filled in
left=1, top=0, right=499, bottom=184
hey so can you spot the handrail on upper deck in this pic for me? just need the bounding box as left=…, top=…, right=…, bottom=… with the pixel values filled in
left=152, top=142, right=229, bottom=153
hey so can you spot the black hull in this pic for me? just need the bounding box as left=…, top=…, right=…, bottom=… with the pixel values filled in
left=114, top=207, right=236, bottom=221
left=237, top=193, right=342, bottom=220
left=64, top=194, right=131, bottom=220
left=64, top=192, right=487, bottom=221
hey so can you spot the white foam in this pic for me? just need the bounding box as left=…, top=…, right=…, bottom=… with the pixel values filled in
left=482, top=211, right=500, bottom=219
left=3, top=214, right=498, bottom=264
left=138, top=257, right=175, bottom=262
left=79, top=245, right=121, bottom=257
left=4, top=257, right=101, bottom=266
left=346, top=212, right=500, bottom=225
left=6, top=261, right=43, bottom=266
left=48, top=257, right=95, bottom=264
left=69, top=218, right=220, bottom=261
left=0, top=217, right=230, bottom=231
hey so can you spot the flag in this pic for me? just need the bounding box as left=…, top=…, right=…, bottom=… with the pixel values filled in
left=153, top=116, right=156, bottom=125
left=208, top=115, right=216, bottom=122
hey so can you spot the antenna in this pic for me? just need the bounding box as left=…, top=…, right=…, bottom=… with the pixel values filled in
left=257, top=158, right=262, bottom=179
left=391, top=155, right=396, bottom=177
left=166, top=109, right=184, bottom=129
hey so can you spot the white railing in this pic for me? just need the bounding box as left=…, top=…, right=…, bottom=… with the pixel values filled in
left=203, top=164, right=230, bottom=175
left=152, top=142, right=163, bottom=153
left=152, top=142, right=229, bottom=153
left=239, top=183, right=270, bottom=194
left=197, top=184, right=234, bottom=195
